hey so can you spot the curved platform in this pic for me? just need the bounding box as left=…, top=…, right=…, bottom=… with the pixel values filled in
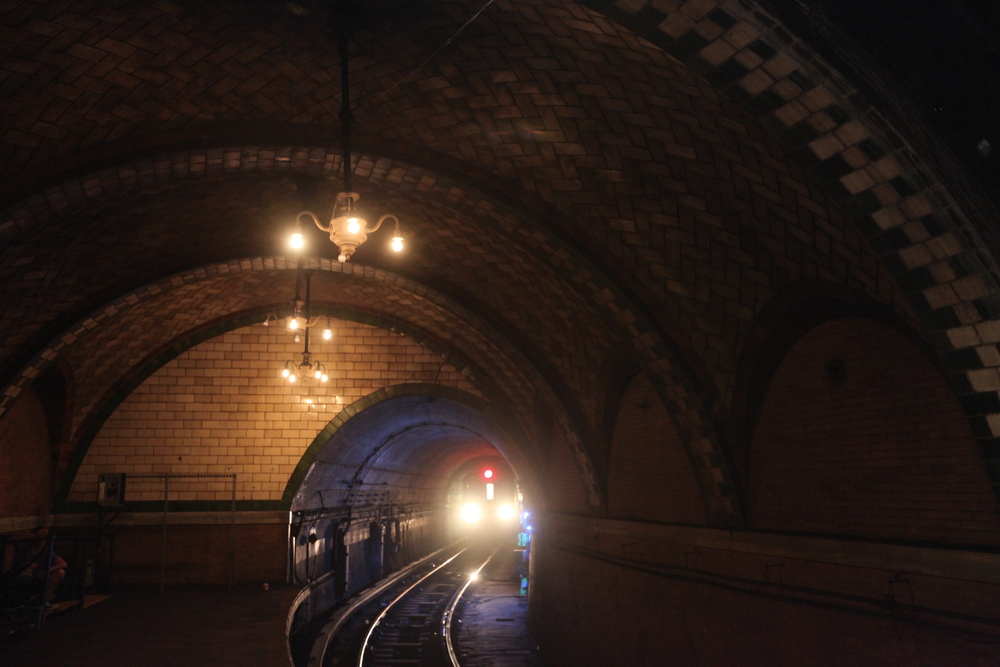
left=453, top=544, right=542, bottom=667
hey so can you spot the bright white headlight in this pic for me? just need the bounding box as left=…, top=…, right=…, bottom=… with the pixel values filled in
left=460, top=502, right=482, bottom=523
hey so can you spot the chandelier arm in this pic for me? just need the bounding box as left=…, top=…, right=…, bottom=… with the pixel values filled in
left=368, top=213, right=399, bottom=234
left=298, top=210, right=330, bottom=233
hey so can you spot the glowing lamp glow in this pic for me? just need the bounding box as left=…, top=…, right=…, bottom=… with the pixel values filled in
left=290, top=232, right=304, bottom=250
left=292, top=28, right=405, bottom=264
left=460, top=502, right=482, bottom=523
left=297, top=194, right=405, bottom=263
left=483, top=469, right=494, bottom=480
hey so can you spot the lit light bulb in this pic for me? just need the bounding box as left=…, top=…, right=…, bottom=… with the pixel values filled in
left=338, top=253, right=347, bottom=263
left=314, top=369, right=322, bottom=379
left=288, top=374, right=297, bottom=383
left=391, top=236, right=403, bottom=253
left=290, top=232, right=304, bottom=250
left=288, top=318, right=299, bottom=330
left=321, top=373, right=328, bottom=382
left=294, top=333, right=300, bottom=343
left=281, top=368, right=290, bottom=378
left=323, top=328, right=333, bottom=340
left=347, top=218, right=361, bottom=234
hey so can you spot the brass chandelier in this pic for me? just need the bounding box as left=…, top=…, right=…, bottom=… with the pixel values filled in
left=265, top=266, right=330, bottom=384
left=290, top=3, right=404, bottom=262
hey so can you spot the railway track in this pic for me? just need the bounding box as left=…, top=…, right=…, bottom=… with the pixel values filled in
left=316, top=540, right=500, bottom=667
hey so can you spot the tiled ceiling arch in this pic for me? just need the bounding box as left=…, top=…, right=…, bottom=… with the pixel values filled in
left=22, top=256, right=618, bottom=512
left=0, top=142, right=756, bottom=521
left=4, top=0, right=1000, bottom=513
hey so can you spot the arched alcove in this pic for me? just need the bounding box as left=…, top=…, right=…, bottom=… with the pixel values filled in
left=606, top=372, right=707, bottom=524
left=748, top=316, right=1000, bottom=546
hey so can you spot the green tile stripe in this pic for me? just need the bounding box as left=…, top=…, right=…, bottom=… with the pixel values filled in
left=59, top=500, right=285, bottom=514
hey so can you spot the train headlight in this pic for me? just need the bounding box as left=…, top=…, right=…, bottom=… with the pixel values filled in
left=497, top=503, right=516, bottom=521
left=460, top=502, right=482, bottom=523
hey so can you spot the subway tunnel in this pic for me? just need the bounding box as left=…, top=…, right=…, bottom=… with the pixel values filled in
left=2, top=0, right=1000, bottom=664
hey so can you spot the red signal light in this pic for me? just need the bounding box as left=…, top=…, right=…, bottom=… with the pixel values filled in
left=483, top=469, right=494, bottom=480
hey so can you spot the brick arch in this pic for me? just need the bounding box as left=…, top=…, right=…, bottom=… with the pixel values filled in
left=16, top=0, right=994, bottom=518
left=46, top=261, right=612, bottom=512
left=746, top=315, right=1000, bottom=546
left=282, top=383, right=545, bottom=510
left=606, top=371, right=710, bottom=525
left=729, top=280, right=938, bottom=485
left=607, top=0, right=1000, bottom=496
left=0, top=0, right=996, bottom=391
left=54, top=305, right=483, bottom=502
left=55, top=302, right=526, bottom=495
left=32, top=357, right=76, bottom=490
left=7, top=255, right=537, bottom=416
left=593, top=355, right=643, bottom=483
left=3, top=140, right=747, bottom=522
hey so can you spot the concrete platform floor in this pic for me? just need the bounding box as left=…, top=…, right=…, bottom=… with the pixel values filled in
left=453, top=544, right=543, bottom=667
left=1, top=547, right=542, bottom=667
left=1, top=584, right=299, bottom=667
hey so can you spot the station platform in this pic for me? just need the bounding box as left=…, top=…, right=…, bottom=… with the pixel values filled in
left=1, top=548, right=541, bottom=666
left=1, top=584, right=299, bottom=667
left=453, top=544, right=543, bottom=667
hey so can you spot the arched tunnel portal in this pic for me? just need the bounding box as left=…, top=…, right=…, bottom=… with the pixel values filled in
left=289, top=390, right=534, bottom=593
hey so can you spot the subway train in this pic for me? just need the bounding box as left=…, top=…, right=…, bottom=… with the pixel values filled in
left=449, top=464, right=523, bottom=540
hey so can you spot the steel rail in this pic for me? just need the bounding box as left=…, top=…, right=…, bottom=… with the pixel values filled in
left=304, top=541, right=464, bottom=667
left=442, top=546, right=500, bottom=667
left=357, top=547, right=468, bottom=667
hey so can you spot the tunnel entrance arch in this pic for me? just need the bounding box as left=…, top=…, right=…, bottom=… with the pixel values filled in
left=286, top=384, right=538, bottom=596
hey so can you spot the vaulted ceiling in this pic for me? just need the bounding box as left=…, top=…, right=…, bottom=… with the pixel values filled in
left=4, top=0, right=1000, bottom=519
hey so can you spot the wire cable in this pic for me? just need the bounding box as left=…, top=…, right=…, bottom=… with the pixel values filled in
left=356, top=0, right=496, bottom=112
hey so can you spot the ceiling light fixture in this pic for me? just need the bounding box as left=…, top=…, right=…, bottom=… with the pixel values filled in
left=276, top=268, right=330, bottom=385
left=263, top=263, right=334, bottom=340
left=291, top=4, right=404, bottom=263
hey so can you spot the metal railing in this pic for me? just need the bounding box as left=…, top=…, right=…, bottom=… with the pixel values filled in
left=1, top=532, right=58, bottom=630
left=128, top=473, right=237, bottom=592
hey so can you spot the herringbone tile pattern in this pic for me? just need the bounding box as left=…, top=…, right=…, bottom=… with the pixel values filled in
left=3, top=0, right=1000, bottom=513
